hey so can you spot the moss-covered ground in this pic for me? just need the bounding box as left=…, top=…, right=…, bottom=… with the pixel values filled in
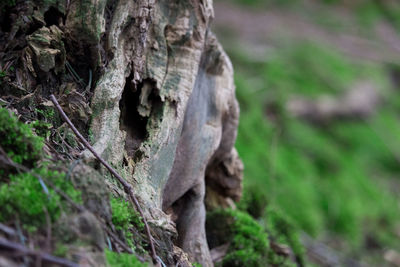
left=0, top=107, right=146, bottom=265
left=214, top=0, right=400, bottom=265
left=0, top=108, right=82, bottom=231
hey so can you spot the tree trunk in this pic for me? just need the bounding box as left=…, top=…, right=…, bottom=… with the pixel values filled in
left=0, top=0, right=242, bottom=266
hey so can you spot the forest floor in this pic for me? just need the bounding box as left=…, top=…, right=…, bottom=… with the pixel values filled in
left=213, top=1, right=400, bottom=266
left=214, top=1, right=400, bottom=64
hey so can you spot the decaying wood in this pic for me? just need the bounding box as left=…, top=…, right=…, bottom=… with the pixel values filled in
left=0, top=0, right=243, bottom=265
left=50, top=94, right=159, bottom=265
left=80, top=0, right=243, bottom=265
left=161, top=33, right=242, bottom=266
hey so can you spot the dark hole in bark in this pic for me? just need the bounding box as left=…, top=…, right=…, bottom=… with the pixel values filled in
left=64, top=41, right=92, bottom=92
left=119, top=75, right=150, bottom=159
left=99, top=0, right=118, bottom=69
left=44, top=7, right=63, bottom=27
left=93, top=161, right=101, bottom=171
left=0, top=8, right=13, bottom=32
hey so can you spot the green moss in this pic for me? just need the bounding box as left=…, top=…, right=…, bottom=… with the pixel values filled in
left=71, top=0, right=106, bottom=44
left=265, top=206, right=305, bottom=266
left=230, top=39, right=400, bottom=252
left=237, top=188, right=305, bottom=265
left=206, top=209, right=270, bottom=267
left=31, top=120, right=52, bottom=139
left=0, top=108, right=43, bottom=166
left=0, top=168, right=82, bottom=232
left=238, top=184, right=268, bottom=219
left=0, top=107, right=82, bottom=232
left=110, top=197, right=144, bottom=249
left=88, top=128, right=94, bottom=144
left=105, top=250, right=147, bottom=267
left=57, top=125, right=78, bottom=147
left=53, top=243, right=69, bottom=257
left=36, top=107, right=59, bottom=124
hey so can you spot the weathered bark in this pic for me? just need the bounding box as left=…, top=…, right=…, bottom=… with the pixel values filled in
left=0, top=0, right=242, bottom=265
left=162, top=33, right=242, bottom=265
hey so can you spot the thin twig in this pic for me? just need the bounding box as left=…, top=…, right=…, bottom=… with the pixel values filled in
left=106, top=236, right=112, bottom=251
left=0, top=238, right=79, bottom=267
left=0, top=223, right=17, bottom=236
left=103, top=227, right=133, bottom=254
left=14, top=218, right=29, bottom=266
left=87, top=69, right=92, bottom=92
left=65, top=159, right=82, bottom=181
left=50, top=94, right=159, bottom=265
left=0, top=147, right=49, bottom=197
left=14, top=219, right=25, bottom=246
left=0, top=97, right=9, bottom=106
left=65, top=61, right=85, bottom=87
left=43, top=207, right=52, bottom=252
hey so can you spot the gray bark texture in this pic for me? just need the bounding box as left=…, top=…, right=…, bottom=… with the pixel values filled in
left=0, top=0, right=243, bottom=266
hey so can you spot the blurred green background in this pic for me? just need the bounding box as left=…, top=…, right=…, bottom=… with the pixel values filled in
left=213, top=0, right=400, bottom=265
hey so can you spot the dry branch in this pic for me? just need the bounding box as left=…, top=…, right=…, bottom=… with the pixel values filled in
left=0, top=223, right=17, bottom=237
left=0, top=238, right=79, bottom=267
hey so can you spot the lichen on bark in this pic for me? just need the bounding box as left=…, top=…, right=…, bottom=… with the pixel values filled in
left=0, top=0, right=243, bottom=266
